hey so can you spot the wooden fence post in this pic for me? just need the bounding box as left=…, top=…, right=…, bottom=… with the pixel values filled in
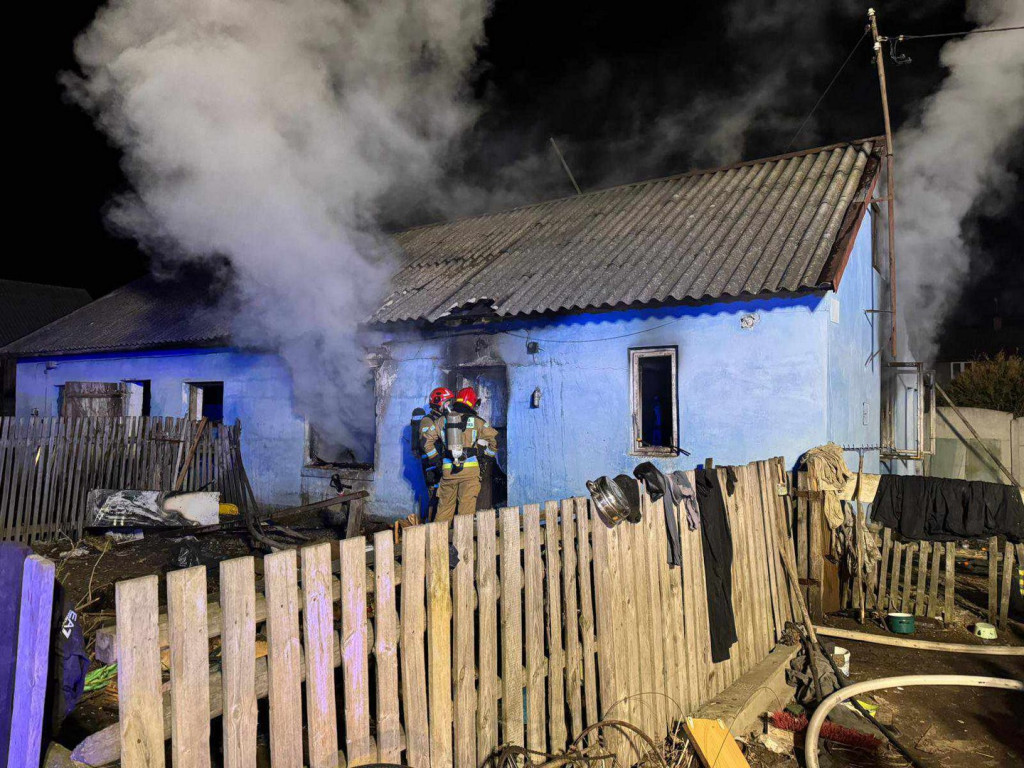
left=6, top=555, right=55, bottom=768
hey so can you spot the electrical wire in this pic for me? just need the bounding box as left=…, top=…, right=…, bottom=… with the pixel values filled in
left=894, top=24, right=1024, bottom=41
left=502, top=317, right=685, bottom=344
left=786, top=27, right=870, bottom=152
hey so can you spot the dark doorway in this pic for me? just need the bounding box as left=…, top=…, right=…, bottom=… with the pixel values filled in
left=451, top=365, right=508, bottom=509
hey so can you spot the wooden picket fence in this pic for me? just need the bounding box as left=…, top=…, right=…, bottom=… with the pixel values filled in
left=0, top=416, right=249, bottom=543
left=92, top=457, right=800, bottom=768
left=841, top=530, right=1024, bottom=629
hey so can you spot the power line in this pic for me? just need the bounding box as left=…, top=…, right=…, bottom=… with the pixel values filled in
left=786, top=28, right=870, bottom=152
left=502, top=317, right=685, bottom=344
left=894, top=24, right=1024, bottom=41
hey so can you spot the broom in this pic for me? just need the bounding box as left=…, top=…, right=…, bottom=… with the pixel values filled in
left=770, top=710, right=882, bottom=752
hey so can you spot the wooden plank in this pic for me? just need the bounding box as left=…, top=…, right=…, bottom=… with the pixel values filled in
left=0, top=418, right=16, bottom=538
left=373, top=532, right=402, bottom=765
left=575, top=497, right=599, bottom=729
left=651, top=495, right=681, bottom=729
left=475, top=509, right=499, bottom=762
left=900, top=542, right=915, bottom=614
left=500, top=506, right=525, bottom=749
left=451, top=515, right=477, bottom=768
left=638, top=493, right=667, bottom=734
left=999, top=541, right=1015, bottom=629
left=988, top=536, right=999, bottom=624
left=401, top=525, right=430, bottom=768
left=888, top=542, right=903, bottom=612
left=944, top=541, right=955, bottom=622
left=629, top=510, right=660, bottom=732
left=691, top=504, right=715, bottom=701
left=684, top=717, right=750, bottom=768
left=762, top=460, right=783, bottom=635
left=804, top=471, right=824, bottom=621
left=876, top=528, right=890, bottom=610
left=544, top=500, right=568, bottom=751
left=116, top=575, right=165, bottom=768
left=219, top=557, right=256, bottom=768
left=914, top=542, right=930, bottom=617
left=7, top=555, right=56, bottom=768
left=560, top=498, right=584, bottom=739
left=167, top=566, right=212, bottom=768
left=303, top=543, right=340, bottom=768
left=521, top=504, right=546, bottom=752
left=426, top=522, right=454, bottom=768
left=589, top=508, right=618, bottom=721
left=927, top=540, right=942, bottom=619
left=264, top=549, right=303, bottom=768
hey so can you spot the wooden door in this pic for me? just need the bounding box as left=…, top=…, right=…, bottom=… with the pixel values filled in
left=60, top=382, right=127, bottom=418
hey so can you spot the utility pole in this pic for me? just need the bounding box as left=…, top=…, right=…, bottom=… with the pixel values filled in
left=868, top=8, right=898, bottom=358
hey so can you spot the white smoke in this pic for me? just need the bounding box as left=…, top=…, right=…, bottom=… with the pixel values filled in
left=896, top=0, right=1024, bottom=361
left=65, top=0, right=492, bottom=457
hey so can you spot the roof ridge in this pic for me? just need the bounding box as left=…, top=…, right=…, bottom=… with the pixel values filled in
left=0, top=278, right=91, bottom=295
left=396, top=136, right=884, bottom=236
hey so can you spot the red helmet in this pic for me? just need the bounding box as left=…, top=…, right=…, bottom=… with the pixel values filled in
left=429, top=387, right=454, bottom=410
left=456, top=387, right=478, bottom=408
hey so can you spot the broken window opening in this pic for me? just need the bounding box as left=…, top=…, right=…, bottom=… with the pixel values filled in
left=124, top=380, right=151, bottom=416
left=630, top=347, right=679, bottom=456
left=188, top=381, right=224, bottom=424
left=305, top=421, right=364, bottom=468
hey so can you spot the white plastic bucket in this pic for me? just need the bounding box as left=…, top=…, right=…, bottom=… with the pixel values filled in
left=832, top=645, right=851, bottom=677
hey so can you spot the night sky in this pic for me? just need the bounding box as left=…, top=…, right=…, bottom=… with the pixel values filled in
left=6, top=0, right=1022, bottom=356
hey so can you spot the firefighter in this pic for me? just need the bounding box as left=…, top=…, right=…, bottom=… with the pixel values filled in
left=418, top=387, right=454, bottom=516
left=428, top=386, right=498, bottom=521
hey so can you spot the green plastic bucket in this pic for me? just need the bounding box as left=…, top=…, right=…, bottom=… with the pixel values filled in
left=887, top=612, right=915, bottom=634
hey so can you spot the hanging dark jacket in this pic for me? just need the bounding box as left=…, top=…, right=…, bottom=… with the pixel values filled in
left=695, top=467, right=738, bottom=663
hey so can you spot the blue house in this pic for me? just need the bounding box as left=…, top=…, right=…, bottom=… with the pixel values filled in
left=5, top=138, right=906, bottom=519
left=367, top=138, right=897, bottom=517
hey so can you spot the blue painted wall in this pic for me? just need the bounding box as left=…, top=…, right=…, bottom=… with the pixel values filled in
left=371, top=214, right=882, bottom=519
left=14, top=348, right=306, bottom=507
left=826, top=218, right=883, bottom=474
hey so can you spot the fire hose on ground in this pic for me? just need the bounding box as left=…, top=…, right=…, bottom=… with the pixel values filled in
left=805, top=675, right=1024, bottom=768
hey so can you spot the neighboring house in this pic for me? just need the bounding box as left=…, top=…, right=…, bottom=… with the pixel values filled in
left=927, top=318, right=1024, bottom=388
left=367, top=138, right=897, bottom=517
left=6, top=138, right=909, bottom=519
left=0, top=280, right=91, bottom=415
left=0, top=278, right=357, bottom=509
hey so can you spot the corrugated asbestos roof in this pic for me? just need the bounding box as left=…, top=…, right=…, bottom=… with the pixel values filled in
left=0, top=280, right=92, bottom=347
left=374, top=138, right=881, bottom=325
left=2, top=276, right=231, bottom=357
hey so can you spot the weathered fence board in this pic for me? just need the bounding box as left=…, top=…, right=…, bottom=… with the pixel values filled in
left=107, top=458, right=797, bottom=768
left=0, top=416, right=250, bottom=543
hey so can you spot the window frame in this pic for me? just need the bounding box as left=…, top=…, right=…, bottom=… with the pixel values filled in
left=629, top=346, right=679, bottom=457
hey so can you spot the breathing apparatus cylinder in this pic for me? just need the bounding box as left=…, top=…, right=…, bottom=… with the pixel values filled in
left=446, top=419, right=465, bottom=469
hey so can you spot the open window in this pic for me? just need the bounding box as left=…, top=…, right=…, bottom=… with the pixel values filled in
left=123, top=380, right=151, bottom=416
left=187, top=381, right=224, bottom=424
left=630, top=347, right=678, bottom=456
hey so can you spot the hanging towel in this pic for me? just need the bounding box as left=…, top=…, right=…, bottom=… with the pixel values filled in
left=800, top=443, right=852, bottom=529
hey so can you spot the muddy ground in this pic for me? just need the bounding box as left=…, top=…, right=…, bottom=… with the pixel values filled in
left=745, top=597, right=1024, bottom=768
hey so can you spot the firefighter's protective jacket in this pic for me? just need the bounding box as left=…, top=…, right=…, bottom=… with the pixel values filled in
left=418, top=410, right=446, bottom=471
